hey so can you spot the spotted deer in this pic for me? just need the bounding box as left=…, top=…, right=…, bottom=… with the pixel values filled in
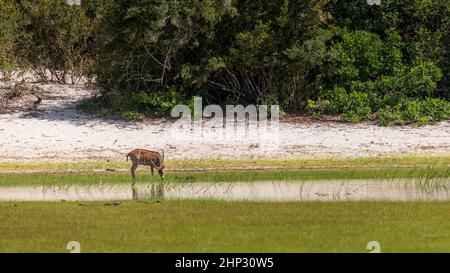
left=126, top=149, right=165, bottom=183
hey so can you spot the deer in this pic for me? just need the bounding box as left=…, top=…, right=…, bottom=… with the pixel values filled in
left=126, top=149, right=165, bottom=184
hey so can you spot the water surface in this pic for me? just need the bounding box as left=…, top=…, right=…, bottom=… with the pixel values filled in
left=0, top=179, right=449, bottom=202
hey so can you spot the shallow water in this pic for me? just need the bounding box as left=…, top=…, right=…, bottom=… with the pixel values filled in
left=0, top=179, right=449, bottom=202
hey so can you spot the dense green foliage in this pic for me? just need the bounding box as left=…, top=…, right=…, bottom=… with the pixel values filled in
left=0, top=0, right=21, bottom=78
left=19, top=0, right=96, bottom=82
left=307, top=0, right=450, bottom=124
left=94, top=0, right=329, bottom=116
left=0, top=0, right=96, bottom=82
left=0, top=0, right=449, bottom=125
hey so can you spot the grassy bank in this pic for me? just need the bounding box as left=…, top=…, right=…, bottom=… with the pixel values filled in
left=0, top=156, right=448, bottom=172
left=0, top=156, right=448, bottom=187
left=0, top=166, right=448, bottom=187
left=1, top=200, right=449, bottom=252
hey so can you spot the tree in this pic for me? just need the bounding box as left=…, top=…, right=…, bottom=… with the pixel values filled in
left=95, top=0, right=330, bottom=115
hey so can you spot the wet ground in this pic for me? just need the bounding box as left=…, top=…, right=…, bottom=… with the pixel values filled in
left=0, top=179, right=449, bottom=202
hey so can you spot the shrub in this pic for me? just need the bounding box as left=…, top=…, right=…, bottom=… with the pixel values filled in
left=0, top=0, right=22, bottom=78
left=404, top=62, right=443, bottom=98
left=326, top=29, right=404, bottom=89
left=95, top=0, right=330, bottom=115
left=121, top=111, right=142, bottom=121
left=129, top=89, right=179, bottom=117
left=325, top=0, right=450, bottom=92
left=5, top=81, right=26, bottom=100
left=16, top=0, right=96, bottom=82
left=340, top=91, right=372, bottom=122
left=419, top=98, right=450, bottom=121
left=378, top=98, right=450, bottom=126
left=309, top=24, right=446, bottom=125
left=308, top=87, right=372, bottom=122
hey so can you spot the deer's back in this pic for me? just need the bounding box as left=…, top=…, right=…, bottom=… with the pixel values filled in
left=128, top=149, right=161, bottom=165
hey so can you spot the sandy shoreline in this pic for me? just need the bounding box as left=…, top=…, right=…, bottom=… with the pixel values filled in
left=0, top=82, right=449, bottom=162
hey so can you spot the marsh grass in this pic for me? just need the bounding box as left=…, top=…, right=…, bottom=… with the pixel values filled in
left=415, top=167, right=450, bottom=193
left=0, top=156, right=448, bottom=172
left=0, top=165, right=448, bottom=187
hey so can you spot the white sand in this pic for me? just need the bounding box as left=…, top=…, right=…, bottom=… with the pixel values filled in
left=0, top=83, right=449, bottom=162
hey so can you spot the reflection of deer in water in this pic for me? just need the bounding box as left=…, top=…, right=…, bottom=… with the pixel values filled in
left=126, top=149, right=165, bottom=199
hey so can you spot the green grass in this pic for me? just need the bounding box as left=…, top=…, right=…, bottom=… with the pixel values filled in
left=1, top=200, right=450, bottom=252
left=0, top=166, right=448, bottom=187
left=0, top=156, right=448, bottom=172
left=0, top=156, right=447, bottom=187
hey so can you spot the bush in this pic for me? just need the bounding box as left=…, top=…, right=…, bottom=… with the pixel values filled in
left=4, top=81, right=26, bottom=100
left=129, top=89, right=179, bottom=117
left=404, top=62, right=443, bottom=98
left=15, top=0, right=96, bottom=82
left=340, top=91, right=372, bottom=122
left=325, top=0, right=450, bottom=93
left=95, top=0, right=330, bottom=115
left=378, top=98, right=450, bottom=126
left=121, top=111, right=142, bottom=121
left=325, top=29, right=404, bottom=88
left=308, top=87, right=372, bottom=122
left=0, top=0, right=22, bottom=78
left=308, top=24, right=447, bottom=125
left=318, top=0, right=450, bottom=122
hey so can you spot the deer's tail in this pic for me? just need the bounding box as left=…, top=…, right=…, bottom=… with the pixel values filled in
left=126, top=153, right=130, bottom=162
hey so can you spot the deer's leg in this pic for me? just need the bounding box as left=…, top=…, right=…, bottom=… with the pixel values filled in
left=150, top=165, right=154, bottom=176
left=130, top=162, right=139, bottom=200
left=130, top=162, right=139, bottom=185
left=132, top=186, right=138, bottom=200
